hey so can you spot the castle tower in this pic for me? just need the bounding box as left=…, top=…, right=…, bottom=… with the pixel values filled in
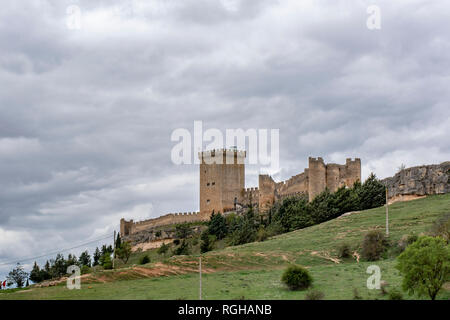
left=344, top=158, right=361, bottom=186
left=198, top=149, right=246, bottom=218
left=308, top=157, right=326, bottom=201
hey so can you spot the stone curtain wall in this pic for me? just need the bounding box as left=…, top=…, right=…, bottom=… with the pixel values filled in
left=120, top=155, right=362, bottom=236
left=120, top=212, right=205, bottom=236
left=383, top=162, right=450, bottom=201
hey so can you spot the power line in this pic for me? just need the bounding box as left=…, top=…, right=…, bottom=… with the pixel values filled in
left=0, top=232, right=113, bottom=267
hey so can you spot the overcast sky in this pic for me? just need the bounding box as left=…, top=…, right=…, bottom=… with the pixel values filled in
left=1, top=0, right=449, bottom=278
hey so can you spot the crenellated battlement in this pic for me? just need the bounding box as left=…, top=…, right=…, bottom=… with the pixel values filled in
left=198, top=149, right=246, bottom=163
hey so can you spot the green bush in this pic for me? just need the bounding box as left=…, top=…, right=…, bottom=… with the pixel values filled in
left=337, top=243, right=352, bottom=258
left=304, top=289, right=324, bottom=300
left=174, top=240, right=190, bottom=256
left=396, top=236, right=450, bottom=300
left=256, top=226, right=268, bottom=242
left=430, top=213, right=450, bottom=243
left=80, top=265, right=91, bottom=275
left=200, top=231, right=213, bottom=253
left=281, top=265, right=312, bottom=291
left=102, top=254, right=113, bottom=270
left=175, top=223, right=193, bottom=239
left=139, top=255, right=150, bottom=265
left=396, top=234, right=418, bottom=254
left=157, top=243, right=169, bottom=255
left=388, top=288, right=403, bottom=300
left=361, top=230, right=389, bottom=261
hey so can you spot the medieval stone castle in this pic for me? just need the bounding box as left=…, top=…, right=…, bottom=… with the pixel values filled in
left=120, top=149, right=361, bottom=237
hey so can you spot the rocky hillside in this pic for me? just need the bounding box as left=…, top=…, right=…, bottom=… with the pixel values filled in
left=383, top=161, right=450, bottom=200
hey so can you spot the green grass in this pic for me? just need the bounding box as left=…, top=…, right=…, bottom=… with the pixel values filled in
left=1, top=194, right=449, bottom=300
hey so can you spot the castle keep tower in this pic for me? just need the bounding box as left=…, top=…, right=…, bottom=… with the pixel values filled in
left=308, top=157, right=361, bottom=201
left=198, top=149, right=246, bottom=218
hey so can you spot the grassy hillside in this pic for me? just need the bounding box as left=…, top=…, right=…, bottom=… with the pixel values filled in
left=1, top=194, right=449, bottom=300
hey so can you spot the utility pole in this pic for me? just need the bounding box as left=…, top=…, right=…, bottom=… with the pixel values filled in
left=385, top=188, right=389, bottom=237
left=199, top=256, right=202, bottom=300
left=113, top=230, right=116, bottom=269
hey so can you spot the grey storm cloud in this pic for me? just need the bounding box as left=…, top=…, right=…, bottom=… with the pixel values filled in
left=1, top=0, right=449, bottom=276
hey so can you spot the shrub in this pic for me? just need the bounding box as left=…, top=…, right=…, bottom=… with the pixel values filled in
left=430, top=213, right=450, bottom=243
left=175, top=223, right=193, bottom=239
left=80, top=265, right=91, bottom=275
left=396, top=236, right=450, bottom=300
left=174, top=240, right=190, bottom=256
left=337, top=243, right=351, bottom=258
left=304, top=289, right=324, bottom=300
left=388, top=288, right=403, bottom=300
left=173, top=239, right=180, bottom=245
left=139, top=255, right=150, bottom=265
left=256, top=226, right=268, bottom=242
left=361, top=230, right=389, bottom=261
left=200, top=231, right=213, bottom=253
left=396, top=234, right=418, bottom=254
left=281, top=265, right=312, bottom=291
left=157, top=243, right=169, bottom=255
left=102, top=254, right=113, bottom=270
left=265, top=221, right=284, bottom=237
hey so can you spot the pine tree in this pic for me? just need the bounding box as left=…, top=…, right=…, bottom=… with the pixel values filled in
left=29, top=261, right=42, bottom=283
left=93, top=247, right=101, bottom=266
left=78, top=250, right=91, bottom=267
left=208, top=212, right=228, bottom=239
left=200, top=231, right=212, bottom=253
left=115, top=233, right=122, bottom=250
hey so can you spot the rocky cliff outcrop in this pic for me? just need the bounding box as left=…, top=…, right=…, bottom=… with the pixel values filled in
left=383, top=162, right=450, bottom=200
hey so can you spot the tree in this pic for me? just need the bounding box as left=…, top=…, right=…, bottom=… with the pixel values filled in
left=396, top=236, right=450, bottom=300
left=101, top=253, right=113, bottom=270
left=175, top=223, right=193, bottom=239
left=7, top=263, right=29, bottom=288
left=78, top=250, right=91, bottom=267
left=157, top=242, right=169, bottom=255
left=174, top=240, right=190, bottom=255
left=228, top=209, right=258, bottom=246
left=52, top=253, right=67, bottom=278
left=41, top=260, right=52, bottom=280
left=115, top=233, right=122, bottom=252
left=200, top=231, right=212, bottom=253
left=359, top=173, right=385, bottom=210
left=270, top=196, right=312, bottom=232
left=93, top=247, right=101, bottom=266
left=208, top=212, right=228, bottom=240
left=29, top=261, right=42, bottom=283
left=66, top=253, right=77, bottom=267
left=116, top=241, right=132, bottom=264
